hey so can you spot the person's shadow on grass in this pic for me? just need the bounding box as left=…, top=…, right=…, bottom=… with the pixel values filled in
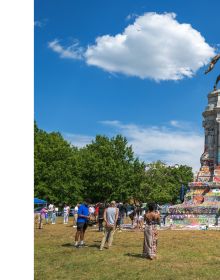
left=61, top=243, right=100, bottom=249
left=62, top=243, right=73, bottom=247
left=125, top=253, right=144, bottom=259
left=87, top=244, right=100, bottom=248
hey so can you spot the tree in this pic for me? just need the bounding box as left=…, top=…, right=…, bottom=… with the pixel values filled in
left=79, top=135, right=145, bottom=202
left=34, top=122, right=83, bottom=205
left=141, top=161, right=193, bottom=204
left=34, top=122, right=194, bottom=205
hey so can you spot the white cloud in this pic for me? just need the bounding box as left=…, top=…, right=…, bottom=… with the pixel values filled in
left=126, top=13, right=138, bottom=21
left=63, top=120, right=203, bottom=171
left=63, top=133, right=93, bottom=148
left=34, top=19, right=48, bottom=28
left=34, top=21, right=43, bottom=28
left=100, top=120, right=203, bottom=171
left=48, top=39, right=84, bottom=60
left=85, top=12, right=215, bottom=81
left=169, top=120, right=194, bottom=130
left=170, top=120, right=181, bottom=128
left=48, top=13, right=214, bottom=81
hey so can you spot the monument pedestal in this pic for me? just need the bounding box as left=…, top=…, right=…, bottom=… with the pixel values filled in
left=168, top=90, right=220, bottom=228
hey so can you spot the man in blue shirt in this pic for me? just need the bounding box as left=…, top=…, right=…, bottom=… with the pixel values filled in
left=74, top=198, right=91, bottom=248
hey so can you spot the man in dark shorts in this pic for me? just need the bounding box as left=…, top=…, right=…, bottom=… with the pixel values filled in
left=74, top=198, right=91, bottom=248
left=98, top=203, right=105, bottom=232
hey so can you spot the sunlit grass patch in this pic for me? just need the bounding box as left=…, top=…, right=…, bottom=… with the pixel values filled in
left=35, top=218, right=220, bottom=280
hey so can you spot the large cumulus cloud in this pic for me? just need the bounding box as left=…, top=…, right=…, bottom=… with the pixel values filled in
left=85, top=12, right=215, bottom=81
left=48, top=12, right=215, bottom=81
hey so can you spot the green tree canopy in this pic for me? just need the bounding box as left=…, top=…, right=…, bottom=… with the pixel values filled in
left=79, top=135, right=145, bottom=202
left=34, top=122, right=83, bottom=205
left=141, top=161, right=193, bottom=204
left=34, top=122, right=194, bottom=206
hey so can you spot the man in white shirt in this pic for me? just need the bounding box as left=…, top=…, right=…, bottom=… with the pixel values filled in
left=73, top=203, right=79, bottom=228
left=63, top=204, right=70, bottom=224
left=48, top=203, right=54, bottom=223
left=89, top=205, right=95, bottom=215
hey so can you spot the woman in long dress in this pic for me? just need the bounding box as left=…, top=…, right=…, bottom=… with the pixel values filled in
left=142, top=202, right=160, bottom=260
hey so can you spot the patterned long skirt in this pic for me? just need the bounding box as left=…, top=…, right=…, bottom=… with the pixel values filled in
left=142, top=224, right=158, bottom=259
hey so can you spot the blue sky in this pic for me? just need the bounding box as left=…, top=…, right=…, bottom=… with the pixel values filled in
left=35, top=0, right=220, bottom=171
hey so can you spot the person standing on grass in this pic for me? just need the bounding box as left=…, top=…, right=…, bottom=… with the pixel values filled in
left=39, top=207, right=48, bottom=229
left=118, top=202, right=127, bottom=231
left=73, top=203, right=80, bottom=228
left=89, top=204, right=95, bottom=217
left=128, top=205, right=136, bottom=228
left=55, top=206, right=59, bottom=216
left=98, top=203, right=105, bottom=232
left=120, top=203, right=127, bottom=225
left=63, top=203, right=70, bottom=224
left=116, top=203, right=122, bottom=232
left=135, top=205, right=142, bottom=230
left=94, top=203, right=100, bottom=223
left=48, top=203, right=54, bottom=223
left=138, top=214, right=144, bottom=230
left=45, top=211, right=49, bottom=224
left=51, top=206, right=56, bottom=224
left=142, top=202, right=160, bottom=260
left=100, top=201, right=119, bottom=251
left=74, top=198, right=91, bottom=248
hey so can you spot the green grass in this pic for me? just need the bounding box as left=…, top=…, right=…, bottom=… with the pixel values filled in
left=35, top=218, right=220, bottom=280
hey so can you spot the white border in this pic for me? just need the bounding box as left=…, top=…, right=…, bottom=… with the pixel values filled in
left=0, top=1, right=34, bottom=279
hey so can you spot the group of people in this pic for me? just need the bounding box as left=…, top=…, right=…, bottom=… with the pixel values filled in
left=93, top=202, right=127, bottom=231
left=73, top=199, right=160, bottom=260
left=37, top=203, right=71, bottom=228
left=72, top=201, right=129, bottom=231
left=36, top=200, right=160, bottom=260
left=128, top=204, right=146, bottom=229
left=37, top=204, right=56, bottom=228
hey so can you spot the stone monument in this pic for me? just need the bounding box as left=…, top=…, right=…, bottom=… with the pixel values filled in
left=168, top=91, right=220, bottom=228
left=165, top=54, right=220, bottom=228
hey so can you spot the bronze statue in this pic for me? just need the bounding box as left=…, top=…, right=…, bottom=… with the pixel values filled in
left=214, top=74, right=220, bottom=90
left=205, top=53, right=220, bottom=74
left=205, top=53, right=220, bottom=89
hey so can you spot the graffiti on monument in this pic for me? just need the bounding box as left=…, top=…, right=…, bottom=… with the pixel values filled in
left=197, top=175, right=212, bottom=182
left=167, top=54, right=220, bottom=227
left=197, top=166, right=212, bottom=177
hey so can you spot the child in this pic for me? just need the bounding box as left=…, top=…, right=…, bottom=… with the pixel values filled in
left=39, top=207, right=48, bottom=229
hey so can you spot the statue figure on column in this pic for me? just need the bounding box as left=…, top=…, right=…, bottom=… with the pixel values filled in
left=214, top=75, right=220, bottom=90
left=205, top=53, right=220, bottom=89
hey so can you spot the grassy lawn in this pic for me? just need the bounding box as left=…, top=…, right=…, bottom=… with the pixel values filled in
left=35, top=217, right=220, bottom=280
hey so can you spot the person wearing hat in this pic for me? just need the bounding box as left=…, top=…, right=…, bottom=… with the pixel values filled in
left=100, top=201, right=119, bottom=251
